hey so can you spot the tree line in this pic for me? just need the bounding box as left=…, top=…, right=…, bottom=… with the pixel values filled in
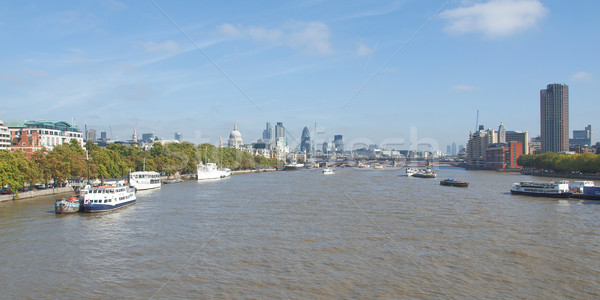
left=517, top=152, right=600, bottom=174
left=0, top=139, right=282, bottom=194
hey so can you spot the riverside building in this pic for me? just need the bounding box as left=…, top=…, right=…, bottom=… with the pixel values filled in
left=0, top=121, right=10, bottom=150
left=540, top=83, right=569, bottom=153
left=6, top=120, right=84, bottom=158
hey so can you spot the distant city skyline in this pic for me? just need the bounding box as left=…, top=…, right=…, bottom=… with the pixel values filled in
left=1, top=1, right=598, bottom=149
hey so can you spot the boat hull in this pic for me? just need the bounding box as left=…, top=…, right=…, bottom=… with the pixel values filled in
left=413, top=174, right=436, bottom=178
left=84, top=199, right=136, bottom=213
left=510, top=190, right=572, bottom=198
left=55, top=199, right=82, bottom=214
left=570, top=193, right=600, bottom=200
left=440, top=181, right=469, bottom=187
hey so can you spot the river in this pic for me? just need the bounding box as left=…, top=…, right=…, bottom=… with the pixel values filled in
left=1, top=167, right=599, bottom=299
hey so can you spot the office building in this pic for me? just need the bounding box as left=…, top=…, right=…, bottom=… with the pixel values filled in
left=334, top=135, right=344, bottom=153
left=0, top=121, right=10, bottom=150
left=275, top=122, right=285, bottom=138
left=174, top=132, right=183, bottom=142
left=505, top=130, right=529, bottom=155
left=540, top=83, right=569, bottom=153
left=6, top=120, right=84, bottom=158
left=262, top=122, right=273, bottom=143
left=300, top=127, right=311, bottom=153
left=86, top=129, right=97, bottom=143
left=570, top=125, right=592, bottom=147
left=466, top=125, right=492, bottom=169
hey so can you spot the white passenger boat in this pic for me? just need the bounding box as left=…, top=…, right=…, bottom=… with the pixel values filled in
left=129, top=171, right=161, bottom=191
left=322, top=168, right=334, bottom=175
left=510, top=181, right=572, bottom=198
left=404, top=168, right=417, bottom=177
left=197, top=163, right=231, bottom=180
left=83, top=184, right=136, bottom=213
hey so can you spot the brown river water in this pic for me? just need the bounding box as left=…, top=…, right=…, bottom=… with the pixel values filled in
left=1, top=167, right=599, bottom=299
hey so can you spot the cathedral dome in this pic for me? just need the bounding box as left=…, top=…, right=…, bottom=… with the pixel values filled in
left=228, top=122, right=243, bottom=149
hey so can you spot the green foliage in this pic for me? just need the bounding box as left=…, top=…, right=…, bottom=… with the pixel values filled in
left=0, top=141, right=283, bottom=190
left=518, top=152, right=600, bottom=174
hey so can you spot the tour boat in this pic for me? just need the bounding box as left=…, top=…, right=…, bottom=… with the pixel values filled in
left=83, top=185, right=136, bottom=213
left=129, top=171, right=161, bottom=191
left=412, top=168, right=436, bottom=178
left=54, top=186, right=89, bottom=214
left=283, top=162, right=304, bottom=171
left=322, top=168, right=334, bottom=175
left=440, top=179, right=469, bottom=187
left=510, top=181, right=572, bottom=198
left=197, top=162, right=231, bottom=180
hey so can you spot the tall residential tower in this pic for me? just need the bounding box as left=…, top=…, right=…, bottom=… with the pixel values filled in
left=540, top=84, right=569, bottom=153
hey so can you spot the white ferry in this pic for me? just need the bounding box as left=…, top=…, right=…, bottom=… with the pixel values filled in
left=404, top=168, right=418, bottom=177
left=83, top=185, right=136, bottom=213
left=322, top=167, right=334, bottom=175
left=510, top=181, right=572, bottom=198
left=197, top=163, right=231, bottom=180
left=129, top=171, right=161, bottom=191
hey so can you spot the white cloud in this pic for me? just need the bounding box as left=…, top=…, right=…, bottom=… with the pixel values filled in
left=441, top=0, right=548, bottom=37
left=218, top=21, right=333, bottom=55
left=571, top=71, right=592, bottom=81
left=452, top=85, right=478, bottom=91
left=356, top=42, right=372, bottom=56
left=144, top=40, right=180, bottom=53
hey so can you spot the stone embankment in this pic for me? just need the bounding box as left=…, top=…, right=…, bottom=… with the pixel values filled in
left=0, top=187, right=73, bottom=203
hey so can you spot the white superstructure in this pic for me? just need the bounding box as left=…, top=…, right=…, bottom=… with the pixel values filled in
left=197, top=163, right=231, bottom=180
left=129, top=171, right=161, bottom=190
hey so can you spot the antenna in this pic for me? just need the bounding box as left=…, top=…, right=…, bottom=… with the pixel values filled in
left=475, top=110, right=479, bottom=131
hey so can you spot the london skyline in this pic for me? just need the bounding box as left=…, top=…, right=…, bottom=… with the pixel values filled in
left=0, top=1, right=598, bottom=148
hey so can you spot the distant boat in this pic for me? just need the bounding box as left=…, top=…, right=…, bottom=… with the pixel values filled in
left=162, top=178, right=183, bottom=184
left=322, top=168, right=334, bottom=175
left=83, top=184, right=136, bottom=213
left=357, top=164, right=370, bottom=169
left=412, top=168, right=436, bottom=178
left=373, top=165, right=385, bottom=170
left=440, top=179, right=469, bottom=187
left=403, top=168, right=417, bottom=177
left=283, top=161, right=304, bottom=171
left=197, top=162, right=231, bottom=180
left=510, top=181, right=572, bottom=198
left=129, top=171, right=161, bottom=191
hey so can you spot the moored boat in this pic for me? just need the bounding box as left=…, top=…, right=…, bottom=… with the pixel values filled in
left=83, top=184, right=136, bottom=213
left=129, top=171, right=161, bottom=191
left=440, top=179, right=469, bottom=187
left=510, top=181, right=572, bottom=198
left=54, top=186, right=89, bottom=214
left=322, top=168, right=334, bottom=175
left=571, top=186, right=600, bottom=200
left=197, top=162, right=231, bottom=180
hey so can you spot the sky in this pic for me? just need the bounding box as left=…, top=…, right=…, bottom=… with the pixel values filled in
left=0, top=0, right=598, bottom=151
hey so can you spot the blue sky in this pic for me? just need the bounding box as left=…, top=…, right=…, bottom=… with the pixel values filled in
left=1, top=0, right=598, bottom=151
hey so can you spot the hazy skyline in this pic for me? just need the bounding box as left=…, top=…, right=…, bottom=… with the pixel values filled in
left=1, top=0, right=598, bottom=150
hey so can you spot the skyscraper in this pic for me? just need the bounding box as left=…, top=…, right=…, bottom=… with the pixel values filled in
left=498, top=122, right=506, bottom=144
left=540, top=84, right=569, bottom=153
left=333, top=135, right=344, bottom=153
left=262, top=122, right=273, bottom=142
left=174, top=132, right=182, bottom=142
left=275, top=122, right=285, bottom=139
left=300, top=127, right=311, bottom=153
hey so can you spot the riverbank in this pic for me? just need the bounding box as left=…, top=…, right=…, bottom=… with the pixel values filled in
left=523, top=170, right=600, bottom=180
left=0, top=187, right=73, bottom=203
